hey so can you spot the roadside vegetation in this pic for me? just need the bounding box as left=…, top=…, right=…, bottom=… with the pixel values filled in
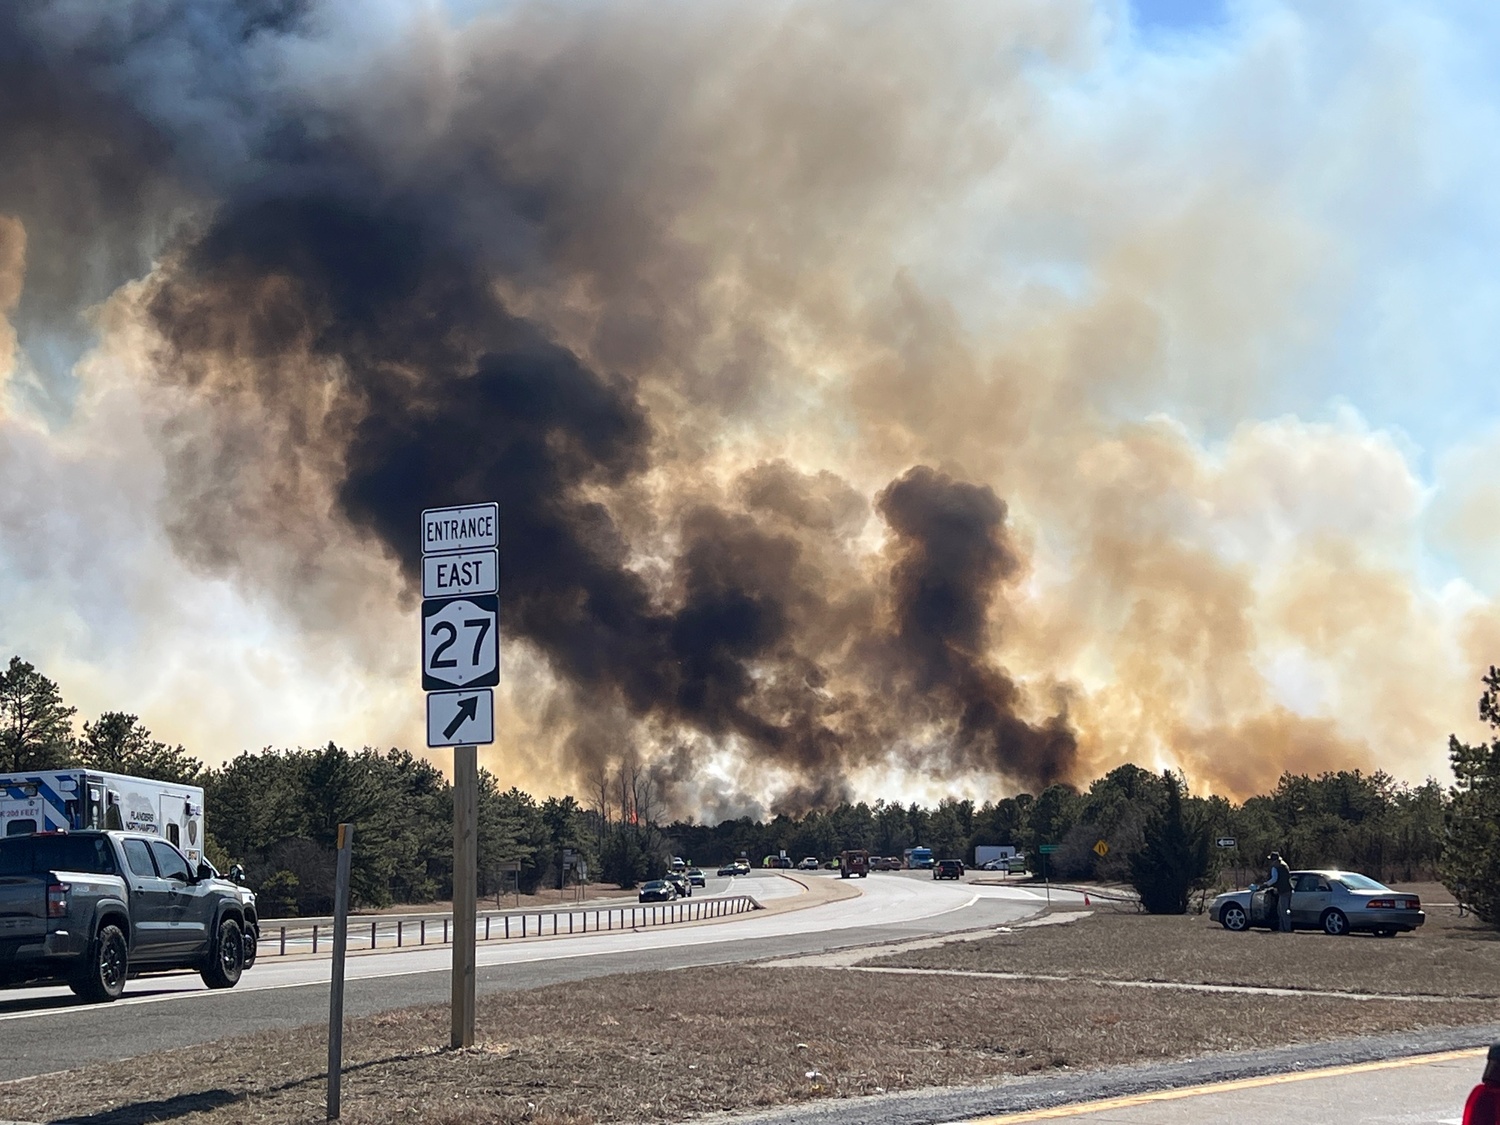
left=3, top=653, right=1496, bottom=926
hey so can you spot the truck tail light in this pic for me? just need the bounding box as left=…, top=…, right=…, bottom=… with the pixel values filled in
left=1465, top=1045, right=1500, bottom=1125
left=1465, top=1083, right=1500, bottom=1125
left=46, top=882, right=69, bottom=919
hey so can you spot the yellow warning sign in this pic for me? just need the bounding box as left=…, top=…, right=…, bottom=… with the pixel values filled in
left=1093, top=839, right=1110, bottom=858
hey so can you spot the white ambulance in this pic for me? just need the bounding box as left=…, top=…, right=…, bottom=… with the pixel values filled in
left=0, top=770, right=207, bottom=867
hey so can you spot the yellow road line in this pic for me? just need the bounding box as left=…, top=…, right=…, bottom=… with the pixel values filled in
left=951, top=1047, right=1486, bottom=1123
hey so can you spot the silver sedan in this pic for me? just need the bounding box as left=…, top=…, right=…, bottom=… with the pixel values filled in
left=1210, top=870, right=1425, bottom=936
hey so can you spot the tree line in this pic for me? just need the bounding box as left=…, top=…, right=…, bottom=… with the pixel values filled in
left=1, top=653, right=1493, bottom=920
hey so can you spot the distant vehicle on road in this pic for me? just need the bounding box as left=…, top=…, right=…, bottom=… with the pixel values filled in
left=798, top=856, right=819, bottom=870
left=839, top=849, right=870, bottom=879
left=665, top=873, right=692, bottom=897
left=733, top=860, right=751, bottom=875
left=686, top=868, right=706, bottom=887
left=973, top=845, right=1017, bottom=869
left=933, top=859, right=964, bottom=880
left=638, top=880, right=676, bottom=903
left=669, top=857, right=686, bottom=873
left=716, top=863, right=738, bottom=877
left=1211, top=871, right=1425, bottom=936
left=0, top=830, right=249, bottom=1002
left=1463, top=1043, right=1499, bottom=1124
left=904, top=846, right=935, bottom=869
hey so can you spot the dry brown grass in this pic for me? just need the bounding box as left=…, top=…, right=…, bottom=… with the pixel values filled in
left=2, top=964, right=1496, bottom=1124
left=865, top=894, right=1500, bottom=998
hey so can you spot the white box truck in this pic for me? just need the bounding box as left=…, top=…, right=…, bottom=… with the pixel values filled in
left=0, top=770, right=207, bottom=867
left=974, top=845, right=1018, bottom=869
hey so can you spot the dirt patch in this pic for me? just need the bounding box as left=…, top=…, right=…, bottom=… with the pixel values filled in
left=862, top=895, right=1500, bottom=998
left=2, top=965, right=1497, bottom=1124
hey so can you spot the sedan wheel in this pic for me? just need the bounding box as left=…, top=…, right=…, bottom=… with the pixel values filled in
left=1322, top=909, right=1350, bottom=936
left=1220, top=904, right=1249, bottom=932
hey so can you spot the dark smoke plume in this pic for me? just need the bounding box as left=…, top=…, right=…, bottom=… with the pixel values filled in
left=879, top=467, right=1076, bottom=787
left=2, top=0, right=1079, bottom=809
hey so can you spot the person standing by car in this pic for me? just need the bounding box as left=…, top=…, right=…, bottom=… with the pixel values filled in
left=1267, top=852, right=1293, bottom=932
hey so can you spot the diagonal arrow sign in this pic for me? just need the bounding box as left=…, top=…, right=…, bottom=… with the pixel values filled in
left=443, top=695, right=479, bottom=740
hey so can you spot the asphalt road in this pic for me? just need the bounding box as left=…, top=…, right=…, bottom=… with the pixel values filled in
left=955, top=1047, right=1483, bottom=1123
left=0, top=870, right=1071, bottom=1081
left=714, top=1027, right=1500, bottom=1125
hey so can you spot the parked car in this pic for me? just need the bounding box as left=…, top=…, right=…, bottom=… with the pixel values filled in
left=980, top=858, right=1008, bottom=871
left=686, top=868, right=706, bottom=887
left=638, top=880, right=676, bottom=903
left=716, top=863, right=739, bottom=877
left=0, top=830, right=250, bottom=1002
left=1210, top=870, right=1425, bottom=936
left=1464, top=1044, right=1500, bottom=1124
left=665, top=873, right=692, bottom=897
left=934, top=859, right=965, bottom=880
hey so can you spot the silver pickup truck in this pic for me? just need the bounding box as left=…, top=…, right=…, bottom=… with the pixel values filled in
left=0, top=830, right=253, bottom=1002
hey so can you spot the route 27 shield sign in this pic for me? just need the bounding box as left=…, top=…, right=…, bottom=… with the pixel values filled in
left=421, top=595, right=500, bottom=690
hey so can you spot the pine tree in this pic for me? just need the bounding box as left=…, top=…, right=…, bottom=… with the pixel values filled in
left=79, top=712, right=203, bottom=783
left=0, top=656, right=76, bottom=772
left=1440, top=667, right=1500, bottom=924
left=1129, top=772, right=1214, bottom=914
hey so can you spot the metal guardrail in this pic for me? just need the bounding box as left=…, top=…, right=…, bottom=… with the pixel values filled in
left=257, top=893, right=760, bottom=956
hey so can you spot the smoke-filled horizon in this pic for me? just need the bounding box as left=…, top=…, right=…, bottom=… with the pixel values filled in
left=3, top=1, right=1498, bottom=817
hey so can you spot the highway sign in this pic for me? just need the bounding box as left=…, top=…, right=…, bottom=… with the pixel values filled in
left=423, top=549, right=499, bottom=599
left=1092, top=839, right=1110, bottom=858
left=427, top=689, right=494, bottom=747
left=422, top=595, right=500, bottom=690
left=422, top=503, right=498, bottom=555
left=1038, top=843, right=1060, bottom=854
left=1216, top=837, right=1237, bottom=848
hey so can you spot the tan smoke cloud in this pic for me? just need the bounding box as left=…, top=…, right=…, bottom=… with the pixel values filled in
left=0, top=215, right=23, bottom=394
left=0, top=1, right=1493, bottom=809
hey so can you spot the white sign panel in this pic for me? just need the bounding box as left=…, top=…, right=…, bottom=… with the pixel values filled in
left=422, top=503, right=499, bottom=555
left=422, top=595, right=500, bottom=689
left=427, top=689, right=494, bottom=747
left=422, top=549, right=499, bottom=599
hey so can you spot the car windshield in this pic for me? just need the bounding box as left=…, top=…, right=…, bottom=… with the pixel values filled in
left=1334, top=872, right=1390, bottom=892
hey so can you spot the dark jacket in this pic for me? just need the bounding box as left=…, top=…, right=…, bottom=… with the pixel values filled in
left=1270, top=859, right=1292, bottom=903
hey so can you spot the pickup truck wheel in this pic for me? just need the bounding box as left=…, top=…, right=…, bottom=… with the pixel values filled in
left=201, top=917, right=244, bottom=989
left=71, top=923, right=128, bottom=1003
left=241, top=925, right=258, bottom=970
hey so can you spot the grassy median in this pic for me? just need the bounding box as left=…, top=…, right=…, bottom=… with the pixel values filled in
left=2, top=957, right=1497, bottom=1124
left=864, top=884, right=1500, bottom=999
